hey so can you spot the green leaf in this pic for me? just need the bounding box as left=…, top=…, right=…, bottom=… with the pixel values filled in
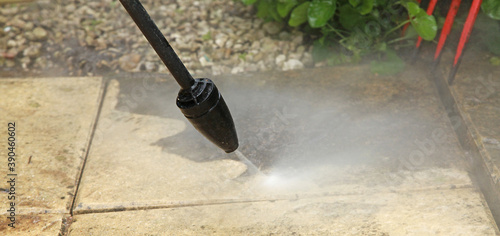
left=403, top=24, right=418, bottom=39
left=411, top=13, right=437, bottom=40
left=474, top=14, right=500, bottom=55
left=308, top=0, right=337, bottom=28
left=256, top=0, right=270, bottom=18
left=405, top=2, right=437, bottom=41
left=356, top=0, right=374, bottom=15
left=406, top=2, right=420, bottom=17
left=242, top=0, right=257, bottom=5
left=289, top=2, right=310, bottom=27
left=349, top=0, right=361, bottom=7
left=370, top=50, right=405, bottom=75
left=277, top=0, right=299, bottom=17
left=374, top=0, right=387, bottom=7
left=339, top=4, right=363, bottom=30
left=269, top=6, right=282, bottom=21
left=257, top=0, right=282, bottom=21
left=482, top=0, right=500, bottom=20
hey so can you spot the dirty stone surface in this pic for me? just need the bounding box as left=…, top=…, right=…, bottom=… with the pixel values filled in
left=72, top=65, right=499, bottom=234
left=0, top=213, right=64, bottom=235
left=441, top=53, right=500, bottom=224
left=0, top=77, right=103, bottom=234
left=451, top=59, right=500, bottom=175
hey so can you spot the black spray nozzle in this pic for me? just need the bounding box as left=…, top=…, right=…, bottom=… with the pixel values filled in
left=177, top=79, right=238, bottom=153
left=119, top=0, right=239, bottom=153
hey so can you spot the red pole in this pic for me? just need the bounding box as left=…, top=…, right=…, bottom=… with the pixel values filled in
left=448, top=0, right=483, bottom=85
left=434, top=0, right=461, bottom=60
left=453, top=0, right=482, bottom=66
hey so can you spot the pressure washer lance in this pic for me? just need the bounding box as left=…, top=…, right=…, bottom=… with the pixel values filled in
left=118, top=0, right=239, bottom=153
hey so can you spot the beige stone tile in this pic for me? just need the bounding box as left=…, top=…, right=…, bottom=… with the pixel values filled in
left=74, top=79, right=494, bottom=234
left=0, top=77, right=103, bottom=212
left=0, top=213, right=65, bottom=235
left=70, top=188, right=498, bottom=235
left=74, top=73, right=474, bottom=209
left=75, top=80, right=250, bottom=211
left=72, top=67, right=498, bottom=233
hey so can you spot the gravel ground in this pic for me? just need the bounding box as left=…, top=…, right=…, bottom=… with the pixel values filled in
left=0, top=0, right=313, bottom=76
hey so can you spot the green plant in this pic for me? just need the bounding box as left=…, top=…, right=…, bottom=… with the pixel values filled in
left=472, top=13, right=500, bottom=56
left=242, top=0, right=440, bottom=74
left=482, top=0, right=500, bottom=20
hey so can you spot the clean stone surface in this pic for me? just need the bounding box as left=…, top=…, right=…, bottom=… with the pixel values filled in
left=74, top=79, right=249, bottom=211
left=73, top=66, right=498, bottom=233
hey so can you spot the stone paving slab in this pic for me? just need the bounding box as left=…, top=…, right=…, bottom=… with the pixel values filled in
left=431, top=56, right=500, bottom=225
left=0, top=77, right=103, bottom=234
left=74, top=79, right=249, bottom=211
left=73, top=66, right=498, bottom=233
left=69, top=187, right=498, bottom=235
left=452, top=65, right=500, bottom=173
left=0, top=67, right=497, bottom=234
left=76, top=67, right=465, bottom=208
left=0, top=213, right=65, bottom=235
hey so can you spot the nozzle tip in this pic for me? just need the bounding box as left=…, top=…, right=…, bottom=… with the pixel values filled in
left=177, top=78, right=239, bottom=153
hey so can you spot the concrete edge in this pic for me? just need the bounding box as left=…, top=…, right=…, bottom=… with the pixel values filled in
left=432, top=71, right=500, bottom=233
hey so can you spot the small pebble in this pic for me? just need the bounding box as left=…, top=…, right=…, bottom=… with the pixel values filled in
left=0, top=1, right=308, bottom=75
left=32, top=27, right=48, bottom=41
left=283, top=59, right=304, bottom=71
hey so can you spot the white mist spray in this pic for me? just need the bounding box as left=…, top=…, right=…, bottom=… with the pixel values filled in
left=234, top=150, right=261, bottom=175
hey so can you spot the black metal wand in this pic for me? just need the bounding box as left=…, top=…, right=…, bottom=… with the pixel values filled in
left=119, top=0, right=194, bottom=90
left=119, top=0, right=239, bottom=153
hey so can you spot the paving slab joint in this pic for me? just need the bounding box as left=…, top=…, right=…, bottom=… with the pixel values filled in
left=69, top=78, right=108, bottom=216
